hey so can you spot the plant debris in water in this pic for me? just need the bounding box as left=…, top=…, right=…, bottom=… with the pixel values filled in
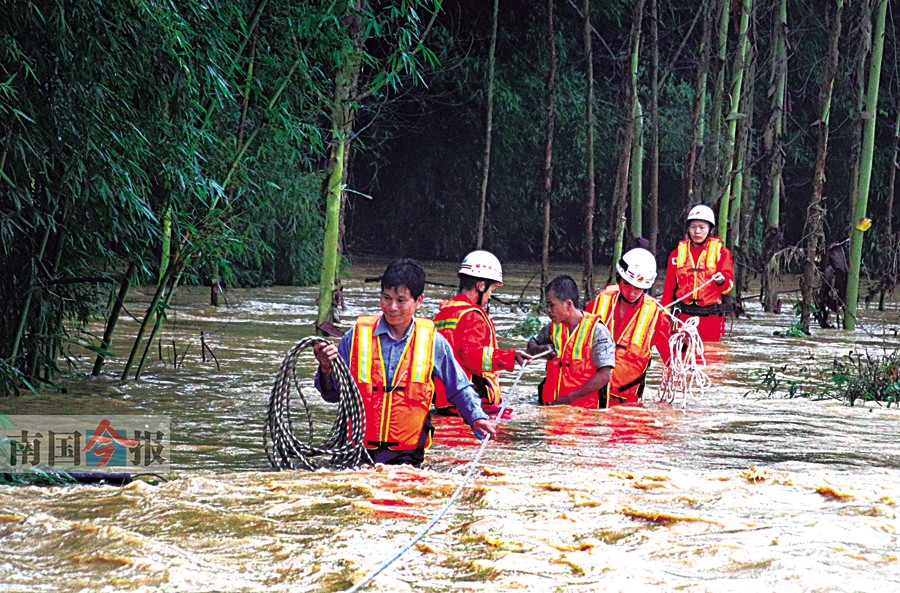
left=746, top=348, right=900, bottom=406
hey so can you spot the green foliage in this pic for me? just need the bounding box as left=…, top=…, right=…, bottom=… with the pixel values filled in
left=747, top=347, right=900, bottom=407
left=505, top=315, right=544, bottom=339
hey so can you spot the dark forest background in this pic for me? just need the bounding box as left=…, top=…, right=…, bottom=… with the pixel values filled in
left=1, top=0, right=898, bottom=390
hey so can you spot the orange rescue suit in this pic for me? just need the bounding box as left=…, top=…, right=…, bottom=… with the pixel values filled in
left=667, top=237, right=733, bottom=306
left=585, top=285, right=669, bottom=407
left=539, top=313, right=605, bottom=408
left=349, top=315, right=436, bottom=451
left=432, top=295, right=514, bottom=408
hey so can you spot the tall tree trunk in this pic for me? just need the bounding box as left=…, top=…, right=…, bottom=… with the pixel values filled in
left=765, top=0, right=788, bottom=231
left=541, top=0, right=557, bottom=301
left=582, top=0, right=597, bottom=300
left=9, top=220, right=53, bottom=366
left=845, top=0, right=888, bottom=330
left=611, top=0, right=645, bottom=274
left=121, top=259, right=178, bottom=381
left=800, top=0, right=844, bottom=334
left=848, top=0, right=874, bottom=239
left=730, top=33, right=756, bottom=301
left=649, top=0, right=659, bottom=254
left=317, top=2, right=363, bottom=334
left=705, top=0, right=732, bottom=207
left=879, top=107, right=900, bottom=310
left=685, top=0, right=714, bottom=207
left=476, top=0, right=499, bottom=249
left=716, top=0, right=753, bottom=246
left=630, top=99, right=644, bottom=241
left=160, top=205, right=172, bottom=283
left=761, top=0, right=787, bottom=311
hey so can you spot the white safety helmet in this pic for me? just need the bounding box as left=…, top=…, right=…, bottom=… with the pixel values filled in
left=687, top=204, right=716, bottom=226
left=616, top=248, right=657, bottom=289
left=459, top=250, right=503, bottom=284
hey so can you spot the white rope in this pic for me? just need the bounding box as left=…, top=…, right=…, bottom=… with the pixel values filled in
left=646, top=279, right=718, bottom=408
left=656, top=316, right=712, bottom=407
left=343, top=350, right=551, bottom=593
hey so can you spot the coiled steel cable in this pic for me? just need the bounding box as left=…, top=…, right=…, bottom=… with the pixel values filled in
left=264, top=336, right=372, bottom=470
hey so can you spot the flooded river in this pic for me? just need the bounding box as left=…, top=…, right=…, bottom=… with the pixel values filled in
left=1, top=258, right=899, bottom=592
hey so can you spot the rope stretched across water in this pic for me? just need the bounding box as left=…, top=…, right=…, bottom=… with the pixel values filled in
left=264, top=336, right=372, bottom=471
left=344, top=351, right=549, bottom=593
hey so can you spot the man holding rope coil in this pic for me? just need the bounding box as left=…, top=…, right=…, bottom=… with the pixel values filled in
left=313, top=258, right=496, bottom=467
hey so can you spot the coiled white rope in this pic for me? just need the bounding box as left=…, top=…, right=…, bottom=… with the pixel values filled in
left=343, top=350, right=551, bottom=593
left=647, top=278, right=717, bottom=408
left=657, top=315, right=712, bottom=407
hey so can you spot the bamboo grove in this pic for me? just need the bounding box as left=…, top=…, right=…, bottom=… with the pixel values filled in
left=1, top=0, right=898, bottom=393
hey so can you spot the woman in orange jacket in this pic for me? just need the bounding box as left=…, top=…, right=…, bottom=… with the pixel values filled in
left=662, top=204, right=735, bottom=342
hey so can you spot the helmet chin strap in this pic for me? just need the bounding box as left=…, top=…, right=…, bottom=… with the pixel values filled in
left=475, top=281, right=488, bottom=306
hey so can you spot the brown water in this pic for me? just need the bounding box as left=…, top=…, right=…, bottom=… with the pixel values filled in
left=1, top=258, right=899, bottom=592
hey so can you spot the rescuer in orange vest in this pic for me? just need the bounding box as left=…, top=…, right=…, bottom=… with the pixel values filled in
left=432, top=250, right=531, bottom=414
left=585, top=248, right=672, bottom=407
left=313, top=258, right=497, bottom=466
left=526, top=275, right=616, bottom=408
left=661, top=204, right=735, bottom=342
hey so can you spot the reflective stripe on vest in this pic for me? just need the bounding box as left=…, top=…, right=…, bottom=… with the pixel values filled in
left=541, top=313, right=602, bottom=406
left=588, top=286, right=663, bottom=406
left=432, top=299, right=502, bottom=407
left=349, top=316, right=436, bottom=450
left=674, top=237, right=724, bottom=306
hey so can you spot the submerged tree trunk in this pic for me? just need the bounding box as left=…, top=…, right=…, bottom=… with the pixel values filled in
left=845, top=0, right=887, bottom=330
left=685, top=0, right=714, bottom=207
left=476, top=0, right=499, bottom=249
left=92, top=263, right=136, bottom=376
left=800, top=0, right=843, bottom=335
left=582, top=0, right=597, bottom=299
left=879, top=107, right=900, bottom=310
left=541, top=0, right=557, bottom=301
left=761, top=0, right=787, bottom=312
left=730, top=34, right=756, bottom=303
left=716, top=0, right=753, bottom=246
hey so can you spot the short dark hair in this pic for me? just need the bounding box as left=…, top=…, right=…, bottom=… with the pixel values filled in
left=546, top=275, right=580, bottom=309
left=458, top=274, right=495, bottom=292
left=382, top=258, right=426, bottom=299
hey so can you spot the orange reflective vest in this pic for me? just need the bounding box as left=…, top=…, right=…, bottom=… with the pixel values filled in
left=539, top=313, right=604, bottom=408
left=673, top=237, right=726, bottom=306
left=432, top=299, right=502, bottom=407
left=585, top=285, right=664, bottom=406
left=348, top=315, right=436, bottom=451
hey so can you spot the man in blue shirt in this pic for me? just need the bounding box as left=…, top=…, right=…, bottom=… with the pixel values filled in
left=314, top=258, right=497, bottom=466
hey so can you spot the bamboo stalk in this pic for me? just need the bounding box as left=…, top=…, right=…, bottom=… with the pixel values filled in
left=92, top=263, right=135, bottom=376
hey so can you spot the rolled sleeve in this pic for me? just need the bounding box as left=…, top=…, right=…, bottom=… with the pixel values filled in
left=314, top=330, right=352, bottom=403
left=591, top=323, right=616, bottom=369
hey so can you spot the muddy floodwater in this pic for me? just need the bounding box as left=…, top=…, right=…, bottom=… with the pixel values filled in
left=1, top=257, right=899, bottom=592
